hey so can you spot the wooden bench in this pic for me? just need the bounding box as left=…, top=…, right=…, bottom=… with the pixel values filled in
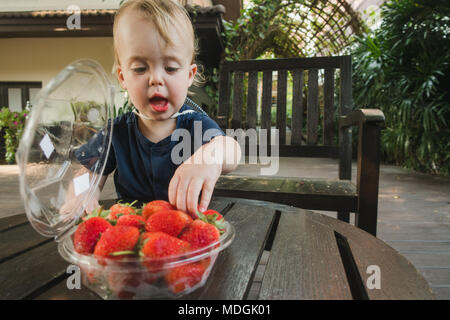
left=212, top=56, right=385, bottom=236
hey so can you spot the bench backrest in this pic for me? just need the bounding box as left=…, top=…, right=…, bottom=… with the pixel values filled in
left=216, top=55, right=353, bottom=180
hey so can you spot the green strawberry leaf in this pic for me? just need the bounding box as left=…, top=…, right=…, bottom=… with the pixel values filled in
left=100, top=209, right=110, bottom=218
left=196, top=210, right=226, bottom=234
left=109, top=250, right=136, bottom=257
left=106, top=219, right=117, bottom=226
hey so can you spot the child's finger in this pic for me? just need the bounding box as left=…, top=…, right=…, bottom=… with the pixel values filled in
left=168, top=174, right=180, bottom=207
left=176, top=176, right=191, bottom=212
left=187, top=178, right=203, bottom=216
left=198, top=180, right=215, bottom=212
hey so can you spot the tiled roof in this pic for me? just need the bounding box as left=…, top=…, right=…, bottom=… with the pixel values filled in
left=0, top=9, right=116, bottom=18
left=0, top=5, right=225, bottom=18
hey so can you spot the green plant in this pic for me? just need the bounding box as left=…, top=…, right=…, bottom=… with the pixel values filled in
left=113, top=90, right=134, bottom=118
left=351, top=0, right=450, bottom=176
left=0, top=107, right=28, bottom=163
left=202, top=0, right=364, bottom=113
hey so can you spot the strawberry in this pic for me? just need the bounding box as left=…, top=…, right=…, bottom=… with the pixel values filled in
left=107, top=200, right=138, bottom=221
left=73, top=217, right=112, bottom=254
left=116, top=214, right=146, bottom=231
left=145, top=209, right=193, bottom=237
left=165, top=258, right=211, bottom=294
left=93, top=225, right=140, bottom=265
left=199, top=209, right=226, bottom=232
left=179, top=219, right=220, bottom=251
left=139, top=232, right=191, bottom=272
left=142, top=200, right=174, bottom=220
left=107, top=266, right=142, bottom=299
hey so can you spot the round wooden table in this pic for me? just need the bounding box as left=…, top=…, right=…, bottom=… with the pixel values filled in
left=0, top=197, right=435, bottom=300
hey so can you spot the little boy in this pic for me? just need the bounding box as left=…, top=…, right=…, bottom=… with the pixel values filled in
left=75, top=0, right=240, bottom=217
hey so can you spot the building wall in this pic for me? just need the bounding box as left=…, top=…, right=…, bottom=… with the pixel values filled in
left=0, top=37, right=117, bottom=88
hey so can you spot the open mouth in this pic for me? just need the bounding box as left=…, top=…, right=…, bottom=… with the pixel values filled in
left=149, top=95, right=169, bottom=112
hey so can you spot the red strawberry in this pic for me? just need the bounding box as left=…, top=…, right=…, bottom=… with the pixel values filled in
left=199, top=209, right=226, bottom=232
left=73, top=217, right=112, bottom=254
left=202, top=209, right=223, bottom=221
left=165, top=258, right=211, bottom=294
left=107, top=267, right=142, bottom=299
left=142, top=200, right=174, bottom=220
left=145, top=209, right=193, bottom=237
left=108, top=201, right=137, bottom=221
left=179, top=219, right=220, bottom=251
left=139, top=232, right=190, bottom=272
left=116, top=214, right=146, bottom=231
left=93, top=225, right=140, bottom=265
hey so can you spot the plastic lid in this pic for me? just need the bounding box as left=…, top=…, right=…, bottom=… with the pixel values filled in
left=16, top=59, right=115, bottom=240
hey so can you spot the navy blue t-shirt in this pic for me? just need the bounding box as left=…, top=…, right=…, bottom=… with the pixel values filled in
left=76, top=104, right=225, bottom=203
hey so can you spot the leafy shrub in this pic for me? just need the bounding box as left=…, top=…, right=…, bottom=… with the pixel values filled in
left=0, top=107, right=28, bottom=163
left=351, top=0, right=450, bottom=175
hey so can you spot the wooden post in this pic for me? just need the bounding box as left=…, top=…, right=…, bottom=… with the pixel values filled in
left=338, top=56, right=352, bottom=223
left=355, top=122, right=381, bottom=236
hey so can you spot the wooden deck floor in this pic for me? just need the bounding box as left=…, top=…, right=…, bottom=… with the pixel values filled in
left=1, top=158, right=449, bottom=299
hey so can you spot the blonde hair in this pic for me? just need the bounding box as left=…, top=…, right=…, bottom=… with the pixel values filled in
left=113, top=0, right=204, bottom=86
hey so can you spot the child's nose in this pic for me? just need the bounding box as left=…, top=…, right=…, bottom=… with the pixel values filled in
left=149, top=69, right=163, bottom=87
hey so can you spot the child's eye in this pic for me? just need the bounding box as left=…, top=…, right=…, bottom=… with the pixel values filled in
left=132, top=67, right=147, bottom=74
left=166, top=67, right=179, bottom=73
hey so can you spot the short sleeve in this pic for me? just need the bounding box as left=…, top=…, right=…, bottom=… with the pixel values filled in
left=75, top=127, right=116, bottom=176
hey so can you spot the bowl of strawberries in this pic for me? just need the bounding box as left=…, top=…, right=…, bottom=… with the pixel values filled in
left=57, top=200, right=235, bottom=299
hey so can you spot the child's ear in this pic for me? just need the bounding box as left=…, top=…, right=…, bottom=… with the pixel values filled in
left=117, top=66, right=126, bottom=90
left=188, top=64, right=197, bottom=87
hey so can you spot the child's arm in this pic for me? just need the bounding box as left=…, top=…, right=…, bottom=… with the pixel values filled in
left=168, top=135, right=241, bottom=216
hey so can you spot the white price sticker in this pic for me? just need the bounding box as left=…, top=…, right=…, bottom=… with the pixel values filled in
left=39, top=133, right=55, bottom=159
left=73, top=172, right=90, bottom=196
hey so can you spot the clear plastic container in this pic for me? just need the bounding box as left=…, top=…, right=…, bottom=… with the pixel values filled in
left=16, top=59, right=114, bottom=239
left=16, top=59, right=235, bottom=299
left=59, top=221, right=235, bottom=299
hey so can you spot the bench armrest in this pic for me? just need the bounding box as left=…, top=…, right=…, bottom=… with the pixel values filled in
left=340, top=108, right=385, bottom=129
left=339, top=108, right=385, bottom=236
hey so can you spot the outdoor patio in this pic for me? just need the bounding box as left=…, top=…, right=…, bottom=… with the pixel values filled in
left=1, top=158, right=449, bottom=299
left=0, top=0, right=449, bottom=302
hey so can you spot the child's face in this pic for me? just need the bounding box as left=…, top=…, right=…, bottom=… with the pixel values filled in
left=115, top=9, right=197, bottom=121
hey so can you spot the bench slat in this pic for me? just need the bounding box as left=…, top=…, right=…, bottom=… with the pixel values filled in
left=214, top=176, right=357, bottom=211
left=225, top=56, right=343, bottom=71
left=232, top=71, right=244, bottom=129
left=339, top=56, right=352, bottom=180
left=307, top=68, right=319, bottom=145
left=261, top=70, right=272, bottom=146
left=324, top=68, right=335, bottom=146
left=276, top=69, right=287, bottom=145
left=291, top=68, right=304, bottom=145
left=217, top=175, right=356, bottom=196
left=218, top=64, right=231, bottom=121
left=247, top=71, right=258, bottom=129
left=259, top=211, right=353, bottom=299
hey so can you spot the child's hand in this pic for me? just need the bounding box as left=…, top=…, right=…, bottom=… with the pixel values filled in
left=168, top=159, right=222, bottom=217
left=168, top=136, right=241, bottom=217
